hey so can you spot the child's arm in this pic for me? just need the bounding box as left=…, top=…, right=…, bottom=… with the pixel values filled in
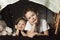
left=12, top=29, right=19, bottom=36
left=26, top=24, right=37, bottom=38
left=26, top=24, right=36, bottom=37
left=36, top=30, right=49, bottom=36
left=27, top=24, right=35, bottom=34
left=15, top=29, right=19, bottom=36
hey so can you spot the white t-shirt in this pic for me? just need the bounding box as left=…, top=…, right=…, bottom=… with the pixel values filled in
left=39, top=19, right=50, bottom=32
left=25, top=19, right=50, bottom=33
left=25, top=21, right=32, bottom=31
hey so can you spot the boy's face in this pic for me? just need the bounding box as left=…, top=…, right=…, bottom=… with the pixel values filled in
left=25, top=11, right=38, bottom=25
left=16, top=20, right=26, bottom=30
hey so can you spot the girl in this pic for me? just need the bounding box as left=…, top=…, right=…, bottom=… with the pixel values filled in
left=12, top=17, right=27, bottom=36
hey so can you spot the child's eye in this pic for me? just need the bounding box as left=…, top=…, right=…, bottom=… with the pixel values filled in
left=29, top=17, right=31, bottom=19
left=19, top=24, right=20, bottom=25
left=22, top=24, right=24, bottom=25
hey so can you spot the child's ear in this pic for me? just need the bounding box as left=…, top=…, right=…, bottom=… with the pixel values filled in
left=15, top=25, right=17, bottom=29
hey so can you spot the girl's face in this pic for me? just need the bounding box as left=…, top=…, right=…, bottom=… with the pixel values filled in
left=16, top=20, right=26, bottom=30
left=25, top=11, right=38, bottom=25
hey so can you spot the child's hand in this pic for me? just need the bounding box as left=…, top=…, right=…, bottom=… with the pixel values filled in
left=27, top=32, right=38, bottom=38
left=32, top=24, right=36, bottom=27
left=31, top=24, right=36, bottom=33
left=15, top=25, right=19, bottom=30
